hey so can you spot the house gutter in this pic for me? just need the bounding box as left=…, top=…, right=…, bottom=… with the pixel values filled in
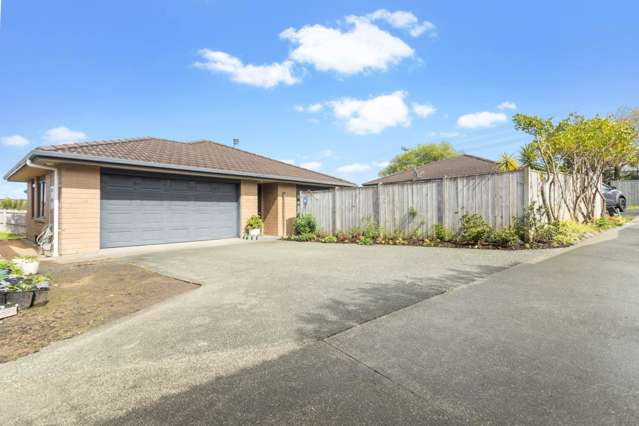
left=25, top=158, right=59, bottom=257
left=5, top=150, right=356, bottom=187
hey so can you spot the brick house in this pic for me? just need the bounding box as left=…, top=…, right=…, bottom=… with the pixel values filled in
left=4, top=137, right=354, bottom=256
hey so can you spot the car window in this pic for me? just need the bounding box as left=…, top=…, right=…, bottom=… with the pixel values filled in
left=602, top=184, right=610, bottom=192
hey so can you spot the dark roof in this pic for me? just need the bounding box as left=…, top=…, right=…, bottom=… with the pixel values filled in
left=363, top=154, right=498, bottom=186
left=24, top=137, right=354, bottom=186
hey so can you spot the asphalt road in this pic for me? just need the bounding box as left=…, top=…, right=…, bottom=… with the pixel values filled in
left=1, top=223, right=638, bottom=424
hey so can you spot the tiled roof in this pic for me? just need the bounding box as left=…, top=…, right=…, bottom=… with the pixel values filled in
left=363, top=154, right=498, bottom=185
left=36, top=137, right=354, bottom=186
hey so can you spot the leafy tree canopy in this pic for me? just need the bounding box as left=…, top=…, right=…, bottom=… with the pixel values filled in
left=379, top=142, right=457, bottom=177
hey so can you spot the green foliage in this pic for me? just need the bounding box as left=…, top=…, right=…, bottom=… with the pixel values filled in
left=290, top=233, right=317, bottom=242
left=486, top=227, right=520, bottom=247
left=379, top=143, right=457, bottom=177
left=432, top=224, right=453, bottom=242
left=518, top=143, right=543, bottom=170
left=457, top=214, right=492, bottom=244
left=0, top=232, right=22, bottom=240
left=293, top=214, right=317, bottom=236
left=319, top=235, right=337, bottom=243
left=244, top=214, right=263, bottom=232
left=514, top=203, right=546, bottom=242
left=0, top=198, right=27, bottom=210
left=496, top=153, right=520, bottom=172
left=357, top=236, right=374, bottom=245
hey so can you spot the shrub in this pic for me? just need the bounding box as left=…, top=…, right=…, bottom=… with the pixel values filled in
left=244, top=214, right=263, bottom=233
left=595, top=216, right=625, bottom=230
left=320, top=235, right=337, bottom=243
left=291, top=233, right=317, bottom=242
left=486, top=227, right=521, bottom=248
left=457, top=214, right=491, bottom=244
left=432, top=224, right=453, bottom=242
left=514, top=203, right=546, bottom=242
left=293, top=214, right=317, bottom=236
left=358, top=236, right=374, bottom=245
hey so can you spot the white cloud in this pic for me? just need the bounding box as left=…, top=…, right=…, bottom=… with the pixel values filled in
left=412, top=102, right=437, bottom=118
left=497, top=101, right=517, bottom=110
left=280, top=17, right=414, bottom=75
left=1, top=134, right=29, bottom=147
left=194, top=49, right=299, bottom=88
left=300, top=161, right=322, bottom=171
left=294, top=103, right=324, bottom=113
left=328, top=91, right=411, bottom=135
left=373, top=161, right=390, bottom=168
left=365, top=9, right=436, bottom=37
left=280, top=159, right=295, bottom=165
left=319, top=149, right=334, bottom=158
left=43, top=127, right=87, bottom=144
left=457, top=112, right=508, bottom=129
left=336, top=163, right=371, bottom=173
left=427, top=131, right=461, bottom=138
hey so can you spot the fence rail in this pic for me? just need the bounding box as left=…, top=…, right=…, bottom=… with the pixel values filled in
left=0, top=209, right=26, bottom=235
left=300, top=168, right=601, bottom=236
left=611, top=180, right=639, bottom=206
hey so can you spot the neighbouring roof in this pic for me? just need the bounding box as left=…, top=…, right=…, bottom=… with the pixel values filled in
left=6, top=137, right=355, bottom=187
left=363, top=154, right=499, bottom=186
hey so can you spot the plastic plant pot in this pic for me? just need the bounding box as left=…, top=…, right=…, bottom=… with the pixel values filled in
left=32, top=288, right=49, bottom=306
left=6, top=291, right=34, bottom=309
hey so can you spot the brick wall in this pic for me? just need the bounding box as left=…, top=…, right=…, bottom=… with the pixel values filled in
left=239, top=181, right=258, bottom=237
left=58, top=165, right=101, bottom=255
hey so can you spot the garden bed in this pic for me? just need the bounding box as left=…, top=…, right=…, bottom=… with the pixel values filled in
left=0, top=261, right=198, bottom=363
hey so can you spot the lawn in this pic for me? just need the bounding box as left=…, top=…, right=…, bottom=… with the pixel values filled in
left=0, top=232, right=22, bottom=240
left=0, top=261, right=198, bottom=363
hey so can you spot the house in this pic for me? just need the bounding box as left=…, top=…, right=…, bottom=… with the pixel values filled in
left=3, top=137, right=354, bottom=255
left=362, top=154, right=498, bottom=186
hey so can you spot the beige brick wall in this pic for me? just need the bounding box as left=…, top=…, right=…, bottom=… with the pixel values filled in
left=239, top=181, right=258, bottom=237
left=58, top=165, right=100, bottom=255
left=261, top=182, right=297, bottom=236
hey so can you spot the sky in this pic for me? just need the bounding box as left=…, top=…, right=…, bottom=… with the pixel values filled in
left=1, top=0, right=638, bottom=197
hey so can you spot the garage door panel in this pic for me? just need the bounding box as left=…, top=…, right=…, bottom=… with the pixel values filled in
left=101, top=172, right=239, bottom=248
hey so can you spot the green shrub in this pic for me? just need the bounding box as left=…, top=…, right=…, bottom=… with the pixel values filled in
left=552, top=221, right=594, bottom=245
left=293, top=214, right=317, bottom=236
left=514, top=203, right=546, bottom=242
left=457, top=214, right=491, bottom=244
left=358, top=236, right=374, bottom=245
left=244, top=214, right=263, bottom=233
left=486, top=227, right=521, bottom=247
left=432, top=224, right=453, bottom=242
left=291, top=233, right=317, bottom=242
left=320, top=235, right=337, bottom=243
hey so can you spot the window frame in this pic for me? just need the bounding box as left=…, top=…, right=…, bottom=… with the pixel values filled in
left=36, top=177, right=47, bottom=219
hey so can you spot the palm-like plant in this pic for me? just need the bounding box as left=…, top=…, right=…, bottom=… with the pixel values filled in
left=496, top=153, right=520, bottom=172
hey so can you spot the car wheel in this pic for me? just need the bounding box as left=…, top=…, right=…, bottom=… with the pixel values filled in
left=618, top=197, right=626, bottom=212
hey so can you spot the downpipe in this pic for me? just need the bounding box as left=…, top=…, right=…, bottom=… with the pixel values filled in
left=26, top=159, right=59, bottom=257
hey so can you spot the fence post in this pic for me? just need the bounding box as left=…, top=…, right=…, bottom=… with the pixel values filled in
left=376, top=184, right=384, bottom=228
left=332, top=188, right=338, bottom=234
left=439, top=177, right=448, bottom=228
left=522, top=167, right=531, bottom=211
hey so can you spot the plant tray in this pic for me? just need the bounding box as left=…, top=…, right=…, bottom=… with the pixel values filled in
left=0, top=304, right=18, bottom=319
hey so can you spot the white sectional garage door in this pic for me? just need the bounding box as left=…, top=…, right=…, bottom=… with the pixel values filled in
left=100, top=170, right=239, bottom=248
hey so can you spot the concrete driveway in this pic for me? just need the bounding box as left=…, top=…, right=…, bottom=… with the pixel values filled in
left=1, top=224, right=638, bottom=424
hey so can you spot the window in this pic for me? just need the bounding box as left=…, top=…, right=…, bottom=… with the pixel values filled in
left=30, top=179, right=36, bottom=218
left=36, top=177, right=46, bottom=218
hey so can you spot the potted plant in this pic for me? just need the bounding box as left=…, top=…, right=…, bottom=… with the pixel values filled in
left=5, top=281, right=35, bottom=309
left=32, top=274, right=51, bottom=306
left=12, top=256, right=39, bottom=275
left=245, top=215, right=264, bottom=240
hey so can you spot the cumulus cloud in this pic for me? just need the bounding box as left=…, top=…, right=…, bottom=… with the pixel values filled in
left=336, top=163, right=371, bottom=173
left=373, top=161, right=390, bottom=168
left=365, top=9, right=436, bottom=37
left=1, top=134, right=29, bottom=147
left=427, top=131, right=461, bottom=138
left=194, top=49, right=300, bottom=88
left=300, top=161, right=322, bottom=171
left=457, top=112, right=507, bottom=129
left=328, top=91, right=411, bottom=135
left=412, top=102, right=437, bottom=118
left=280, top=16, right=414, bottom=75
left=44, top=127, right=87, bottom=144
left=497, top=101, right=517, bottom=110
left=294, top=103, right=324, bottom=113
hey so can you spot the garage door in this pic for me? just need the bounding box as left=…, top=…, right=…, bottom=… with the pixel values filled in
left=100, top=170, right=239, bottom=248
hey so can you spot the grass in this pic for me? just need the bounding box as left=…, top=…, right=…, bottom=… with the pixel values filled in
left=0, top=232, right=22, bottom=240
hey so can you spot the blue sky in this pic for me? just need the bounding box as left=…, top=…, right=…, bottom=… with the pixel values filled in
left=1, top=0, right=638, bottom=196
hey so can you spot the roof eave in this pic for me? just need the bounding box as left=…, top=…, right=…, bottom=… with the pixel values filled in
left=23, top=150, right=357, bottom=187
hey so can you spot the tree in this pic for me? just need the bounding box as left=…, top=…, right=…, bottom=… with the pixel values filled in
left=612, top=107, right=639, bottom=179
left=379, top=142, right=457, bottom=177
left=496, top=153, right=520, bottom=171
left=513, top=113, right=637, bottom=222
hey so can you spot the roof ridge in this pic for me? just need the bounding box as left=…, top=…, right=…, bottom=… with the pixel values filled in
left=457, top=153, right=497, bottom=164
left=41, top=136, right=165, bottom=151
left=189, top=139, right=356, bottom=186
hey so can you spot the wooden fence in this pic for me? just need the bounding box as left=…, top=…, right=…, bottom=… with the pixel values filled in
left=299, top=168, right=601, bottom=236
left=611, top=180, right=639, bottom=206
left=0, top=210, right=26, bottom=235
